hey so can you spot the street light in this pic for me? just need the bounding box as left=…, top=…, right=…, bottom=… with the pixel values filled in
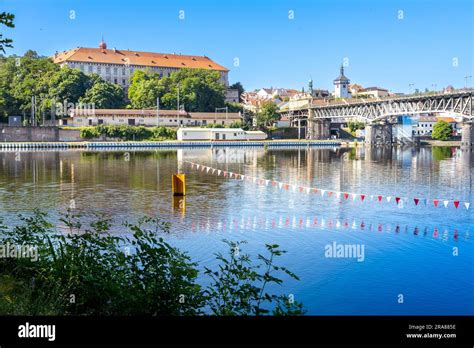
left=177, top=83, right=180, bottom=127
left=431, top=84, right=437, bottom=93
left=408, top=84, right=414, bottom=95
left=156, top=97, right=160, bottom=127
left=215, top=107, right=228, bottom=126
left=464, top=75, right=472, bottom=89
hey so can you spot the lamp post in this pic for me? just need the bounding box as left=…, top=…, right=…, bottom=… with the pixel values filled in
left=177, top=84, right=180, bottom=127
left=215, top=107, right=228, bottom=126
left=464, top=75, right=472, bottom=89
left=156, top=97, right=160, bottom=127
left=408, top=84, right=414, bottom=95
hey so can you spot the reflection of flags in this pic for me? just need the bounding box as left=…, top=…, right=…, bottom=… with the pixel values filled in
left=189, top=162, right=470, bottom=212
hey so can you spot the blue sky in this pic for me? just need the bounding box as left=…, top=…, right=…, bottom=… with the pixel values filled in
left=2, top=0, right=473, bottom=93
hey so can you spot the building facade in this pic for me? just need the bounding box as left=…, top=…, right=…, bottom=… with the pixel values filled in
left=61, top=109, right=242, bottom=127
left=52, top=40, right=229, bottom=89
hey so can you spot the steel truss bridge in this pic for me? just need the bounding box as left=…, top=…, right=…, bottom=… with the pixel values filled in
left=280, top=91, right=473, bottom=124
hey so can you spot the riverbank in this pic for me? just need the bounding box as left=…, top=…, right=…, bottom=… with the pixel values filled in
left=0, top=139, right=346, bottom=150
left=421, top=140, right=462, bottom=146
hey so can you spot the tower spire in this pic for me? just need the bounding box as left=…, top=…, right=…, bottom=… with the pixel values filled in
left=99, top=35, right=107, bottom=49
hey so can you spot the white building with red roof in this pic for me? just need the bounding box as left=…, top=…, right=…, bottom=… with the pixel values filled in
left=52, top=39, right=229, bottom=88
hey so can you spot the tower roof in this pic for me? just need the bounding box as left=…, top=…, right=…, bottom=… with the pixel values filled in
left=334, top=65, right=350, bottom=83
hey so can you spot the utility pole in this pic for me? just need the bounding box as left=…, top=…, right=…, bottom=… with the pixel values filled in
left=156, top=97, right=160, bottom=127
left=464, top=75, right=472, bottom=89
left=177, top=84, right=180, bottom=127
left=215, top=107, right=228, bottom=125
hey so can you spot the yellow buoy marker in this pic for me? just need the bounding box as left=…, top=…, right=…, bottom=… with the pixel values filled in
left=172, top=173, right=186, bottom=196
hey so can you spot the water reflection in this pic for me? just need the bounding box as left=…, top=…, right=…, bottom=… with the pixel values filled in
left=0, top=146, right=472, bottom=315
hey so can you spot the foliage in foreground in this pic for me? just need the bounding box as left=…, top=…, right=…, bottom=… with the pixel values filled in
left=0, top=210, right=304, bottom=316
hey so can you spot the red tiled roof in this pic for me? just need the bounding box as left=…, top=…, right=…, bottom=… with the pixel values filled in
left=53, top=47, right=229, bottom=72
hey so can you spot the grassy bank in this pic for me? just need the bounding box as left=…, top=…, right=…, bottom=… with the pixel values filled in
left=420, top=140, right=461, bottom=147
left=0, top=210, right=304, bottom=316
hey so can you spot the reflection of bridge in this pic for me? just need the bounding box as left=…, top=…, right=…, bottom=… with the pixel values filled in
left=280, top=91, right=474, bottom=146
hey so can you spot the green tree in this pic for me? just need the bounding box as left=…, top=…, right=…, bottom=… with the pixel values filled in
left=128, top=68, right=225, bottom=112
left=80, top=79, right=125, bottom=108
left=9, top=51, right=59, bottom=117
left=432, top=120, right=453, bottom=140
left=0, top=12, right=14, bottom=53
left=256, top=101, right=279, bottom=128
left=230, top=82, right=244, bottom=101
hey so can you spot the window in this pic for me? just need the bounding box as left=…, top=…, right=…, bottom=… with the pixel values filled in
left=114, top=67, right=118, bottom=74
left=106, top=66, right=111, bottom=74
left=114, top=78, right=117, bottom=84
left=222, top=121, right=225, bottom=125
left=88, top=66, right=92, bottom=73
left=234, top=133, right=237, bottom=136
left=122, top=68, right=126, bottom=75
left=122, top=79, right=126, bottom=85
left=98, top=119, right=104, bottom=125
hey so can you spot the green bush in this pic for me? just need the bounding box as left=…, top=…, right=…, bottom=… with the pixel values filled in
left=0, top=210, right=304, bottom=316
left=79, top=127, right=101, bottom=139
left=78, top=125, right=177, bottom=141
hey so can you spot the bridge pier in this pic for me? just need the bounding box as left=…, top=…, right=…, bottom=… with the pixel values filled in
left=307, top=119, right=331, bottom=140
left=365, top=123, right=393, bottom=145
left=461, top=123, right=473, bottom=148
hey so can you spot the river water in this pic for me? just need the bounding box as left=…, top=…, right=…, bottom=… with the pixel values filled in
left=0, top=146, right=472, bottom=315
